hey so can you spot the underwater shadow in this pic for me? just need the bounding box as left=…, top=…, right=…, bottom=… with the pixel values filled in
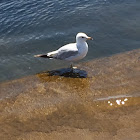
left=39, top=68, right=87, bottom=78
left=36, top=68, right=90, bottom=96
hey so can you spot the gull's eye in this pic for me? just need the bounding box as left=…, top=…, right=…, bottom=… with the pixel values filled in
left=82, top=37, right=84, bottom=38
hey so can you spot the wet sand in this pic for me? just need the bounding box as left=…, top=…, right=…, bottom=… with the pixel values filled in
left=0, top=49, right=140, bottom=140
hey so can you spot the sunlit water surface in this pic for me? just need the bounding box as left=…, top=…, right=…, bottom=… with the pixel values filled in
left=0, top=0, right=140, bottom=81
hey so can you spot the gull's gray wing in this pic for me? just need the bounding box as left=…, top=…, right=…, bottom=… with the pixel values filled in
left=55, top=50, right=78, bottom=60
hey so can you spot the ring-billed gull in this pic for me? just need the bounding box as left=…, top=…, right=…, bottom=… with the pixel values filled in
left=34, top=32, right=93, bottom=68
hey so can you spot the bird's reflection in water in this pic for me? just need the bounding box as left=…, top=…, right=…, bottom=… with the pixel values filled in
left=38, top=68, right=87, bottom=78
left=47, top=68, right=87, bottom=78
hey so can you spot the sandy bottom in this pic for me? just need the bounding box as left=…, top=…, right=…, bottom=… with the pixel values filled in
left=0, top=49, right=140, bottom=140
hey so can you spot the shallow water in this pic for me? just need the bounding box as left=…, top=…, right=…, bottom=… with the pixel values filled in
left=0, top=0, right=140, bottom=82
left=0, top=49, right=140, bottom=140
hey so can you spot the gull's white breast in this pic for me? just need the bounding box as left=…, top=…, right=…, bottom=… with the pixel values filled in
left=65, top=42, right=88, bottom=62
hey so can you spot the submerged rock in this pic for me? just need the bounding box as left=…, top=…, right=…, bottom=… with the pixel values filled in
left=0, top=49, right=140, bottom=140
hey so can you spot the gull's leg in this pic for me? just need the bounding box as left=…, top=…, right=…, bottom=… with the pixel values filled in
left=69, top=62, right=74, bottom=73
left=70, top=63, right=73, bottom=69
left=69, top=62, right=77, bottom=71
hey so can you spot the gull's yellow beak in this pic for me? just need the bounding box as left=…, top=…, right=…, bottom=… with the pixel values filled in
left=87, top=36, right=93, bottom=40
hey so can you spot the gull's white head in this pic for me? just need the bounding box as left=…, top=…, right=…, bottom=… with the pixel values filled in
left=76, top=32, right=93, bottom=43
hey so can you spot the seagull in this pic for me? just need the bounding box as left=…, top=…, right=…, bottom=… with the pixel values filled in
left=34, top=32, right=93, bottom=68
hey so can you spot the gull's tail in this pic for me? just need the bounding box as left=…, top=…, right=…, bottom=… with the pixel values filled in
left=34, top=51, right=58, bottom=59
left=34, top=54, right=52, bottom=58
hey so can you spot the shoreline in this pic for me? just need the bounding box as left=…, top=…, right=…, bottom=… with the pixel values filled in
left=0, top=48, right=139, bottom=84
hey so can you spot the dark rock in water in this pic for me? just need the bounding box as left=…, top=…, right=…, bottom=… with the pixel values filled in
left=47, top=68, right=87, bottom=78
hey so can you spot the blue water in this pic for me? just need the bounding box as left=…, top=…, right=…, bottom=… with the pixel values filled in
left=0, top=0, right=140, bottom=82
